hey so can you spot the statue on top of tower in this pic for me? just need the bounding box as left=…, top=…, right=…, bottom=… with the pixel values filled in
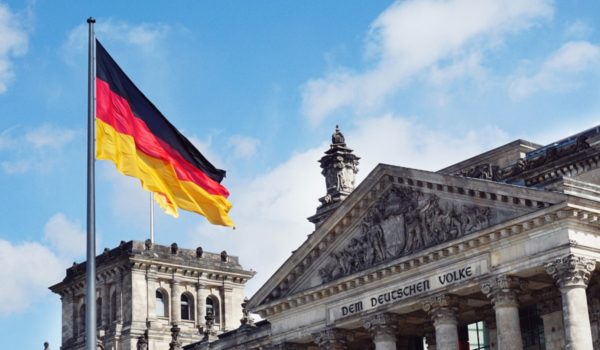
left=309, top=125, right=360, bottom=227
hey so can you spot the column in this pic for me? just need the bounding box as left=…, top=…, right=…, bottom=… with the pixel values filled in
left=545, top=254, right=596, bottom=350
left=481, top=275, right=524, bottom=350
left=312, top=327, right=352, bottom=350
left=170, top=280, right=180, bottom=323
left=363, top=313, right=400, bottom=350
left=422, top=295, right=459, bottom=350
left=196, top=283, right=206, bottom=328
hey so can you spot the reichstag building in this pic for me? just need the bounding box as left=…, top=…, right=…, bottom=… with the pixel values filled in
left=51, top=124, right=600, bottom=350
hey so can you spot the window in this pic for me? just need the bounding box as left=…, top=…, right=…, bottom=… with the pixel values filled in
left=110, top=291, right=117, bottom=322
left=206, top=295, right=220, bottom=324
left=467, top=321, right=489, bottom=350
left=181, top=293, right=194, bottom=321
left=96, top=297, right=102, bottom=325
left=78, top=304, right=86, bottom=335
left=156, top=290, right=167, bottom=317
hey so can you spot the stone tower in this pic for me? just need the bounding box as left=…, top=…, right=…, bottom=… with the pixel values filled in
left=308, top=125, right=360, bottom=227
left=49, top=240, right=255, bottom=350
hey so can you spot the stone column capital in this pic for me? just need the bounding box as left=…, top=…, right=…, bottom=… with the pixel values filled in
left=312, top=328, right=352, bottom=349
left=422, top=294, right=459, bottom=312
left=362, top=312, right=400, bottom=341
left=422, top=294, right=459, bottom=327
left=480, top=275, right=525, bottom=308
left=545, top=254, right=596, bottom=289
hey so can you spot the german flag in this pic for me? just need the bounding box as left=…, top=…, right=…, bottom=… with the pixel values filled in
left=95, top=40, right=233, bottom=226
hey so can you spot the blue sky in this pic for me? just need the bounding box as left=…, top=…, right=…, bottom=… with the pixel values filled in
left=0, top=0, right=599, bottom=348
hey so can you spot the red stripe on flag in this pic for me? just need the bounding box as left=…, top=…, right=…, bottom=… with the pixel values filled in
left=96, top=78, right=230, bottom=198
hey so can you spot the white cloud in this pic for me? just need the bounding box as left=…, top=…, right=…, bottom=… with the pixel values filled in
left=509, top=41, right=600, bottom=100
left=64, top=19, right=169, bottom=55
left=301, top=0, right=552, bottom=124
left=0, top=239, right=64, bottom=315
left=24, top=124, right=77, bottom=150
left=564, top=20, right=592, bottom=39
left=0, top=2, right=28, bottom=94
left=43, top=213, right=86, bottom=259
left=62, top=19, right=170, bottom=69
left=187, top=115, right=509, bottom=294
left=0, top=124, right=79, bottom=174
left=228, top=135, right=260, bottom=159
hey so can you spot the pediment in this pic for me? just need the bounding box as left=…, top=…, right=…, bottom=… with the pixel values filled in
left=249, top=164, right=567, bottom=310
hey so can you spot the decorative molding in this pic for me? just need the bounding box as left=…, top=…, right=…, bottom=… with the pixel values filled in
left=480, top=275, right=526, bottom=308
left=454, top=163, right=501, bottom=181
left=545, top=254, right=596, bottom=289
left=363, top=313, right=401, bottom=339
left=312, top=328, right=353, bottom=349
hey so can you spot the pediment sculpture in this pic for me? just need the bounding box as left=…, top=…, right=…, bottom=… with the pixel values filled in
left=318, top=187, right=494, bottom=283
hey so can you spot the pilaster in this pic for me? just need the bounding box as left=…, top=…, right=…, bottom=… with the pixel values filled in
left=101, top=282, right=110, bottom=328
left=195, top=283, right=206, bottom=329
left=170, top=280, right=180, bottom=323
left=61, top=291, right=75, bottom=343
left=545, top=254, right=596, bottom=350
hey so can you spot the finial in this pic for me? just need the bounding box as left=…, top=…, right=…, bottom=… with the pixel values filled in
left=331, top=125, right=345, bottom=145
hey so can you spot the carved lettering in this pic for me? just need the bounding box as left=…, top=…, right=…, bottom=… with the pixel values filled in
left=341, top=301, right=363, bottom=316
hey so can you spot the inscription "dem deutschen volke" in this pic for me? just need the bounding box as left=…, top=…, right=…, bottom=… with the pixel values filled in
left=331, top=262, right=485, bottom=321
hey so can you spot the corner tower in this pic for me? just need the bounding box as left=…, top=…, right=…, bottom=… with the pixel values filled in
left=50, top=240, right=255, bottom=350
left=308, top=125, right=360, bottom=227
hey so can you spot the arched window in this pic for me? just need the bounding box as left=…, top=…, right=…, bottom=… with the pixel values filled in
left=96, top=297, right=102, bottom=325
left=181, top=293, right=194, bottom=321
left=110, top=291, right=117, bottom=322
left=156, top=290, right=168, bottom=317
left=78, top=304, right=86, bottom=335
left=206, top=295, right=220, bottom=324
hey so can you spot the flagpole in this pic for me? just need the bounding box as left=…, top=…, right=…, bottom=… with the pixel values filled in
left=85, top=17, right=97, bottom=350
left=150, top=193, right=155, bottom=243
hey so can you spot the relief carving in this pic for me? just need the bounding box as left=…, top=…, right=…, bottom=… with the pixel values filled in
left=319, top=187, right=493, bottom=283
left=455, top=163, right=500, bottom=181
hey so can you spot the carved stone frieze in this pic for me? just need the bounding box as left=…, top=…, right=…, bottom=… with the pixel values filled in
left=319, top=186, right=494, bottom=282
left=545, top=254, right=596, bottom=289
left=454, top=163, right=501, bottom=181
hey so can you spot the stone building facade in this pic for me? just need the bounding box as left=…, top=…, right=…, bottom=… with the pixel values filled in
left=50, top=240, right=255, bottom=350
left=187, top=125, right=600, bottom=350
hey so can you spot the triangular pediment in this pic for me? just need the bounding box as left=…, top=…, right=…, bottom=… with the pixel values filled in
left=248, top=164, right=567, bottom=310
